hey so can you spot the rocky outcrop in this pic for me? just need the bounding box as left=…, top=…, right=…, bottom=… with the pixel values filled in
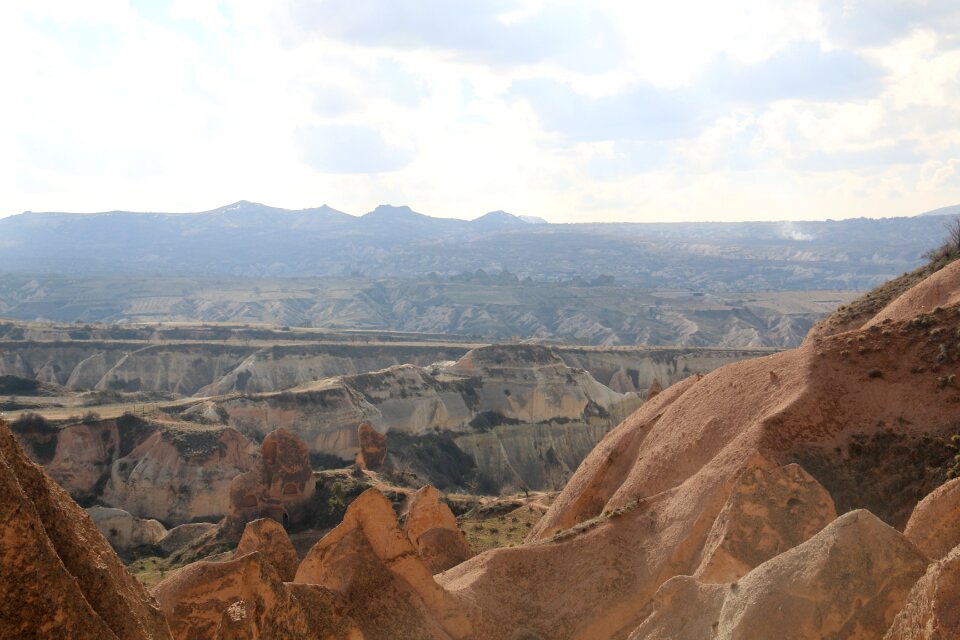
left=356, top=422, right=387, bottom=470
left=227, top=428, right=315, bottom=528
left=295, top=488, right=474, bottom=639
left=153, top=552, right=309, bottom=640
left=402, top=485, right=472, bottom=573
left=437, top=268, right=960, bottom=638
left=87, top=506, right=167, bottom=552
left=630, top=510, right=927, bottom=640
left=103, top=426, right=257, bottom=525
left=233, top=518, right=299, bottom=582
left=0, top=419, right=171, bottom=639
left=695, top=461, right=837, bottom=583
left=867, top=260, right=960, bottom=328
left=904, top=476, right=960, bottom=560
left=885, top=544, right=960, bottom=640
left=41, top=414, right=156, bottom=502
left=160, top=523, right=217, bottom=557
left=212, top=345, right=639, bottom=492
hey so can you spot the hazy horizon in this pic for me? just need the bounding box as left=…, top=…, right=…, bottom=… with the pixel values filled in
left=2, top=1, right=960, bottom=223
left=6, top=198, right=960, bottom=225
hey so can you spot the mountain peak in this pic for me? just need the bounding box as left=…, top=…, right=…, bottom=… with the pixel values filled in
left=362, top=204, right=427, bottom=220
left=471, top=210, right=525, bottom=226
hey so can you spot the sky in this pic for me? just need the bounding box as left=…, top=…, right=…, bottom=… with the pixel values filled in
left=1, top=1, right=959, bottom=223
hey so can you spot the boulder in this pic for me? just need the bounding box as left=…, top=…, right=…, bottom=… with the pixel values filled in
left=86, top=506, right=167, bottom=552
left=695, top=462, right=837, bottom=583
left=885, top=544, right=960, bottom=640
left=630, top=510, right=928, bottom=640
left=0, top=420, right=171, bottom=639
left=402, top=485, right=472, bottom=573
left=295, top=488, right=473, bottom=639
left=233, top=518, right=299, bottom=582
left=904, top=477, right=960, bottom=560
left=356, top=422, right=387, bottom=470
left=153, top=552, right=308, bottom=640
left=228, top=428, right=316, bottom=527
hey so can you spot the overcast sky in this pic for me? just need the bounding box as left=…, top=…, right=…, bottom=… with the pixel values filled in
left=1, top=0, right=959, bottom=222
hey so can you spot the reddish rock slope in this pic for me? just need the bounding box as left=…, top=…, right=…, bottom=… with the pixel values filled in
left=0, top=420, right=171, bottom=640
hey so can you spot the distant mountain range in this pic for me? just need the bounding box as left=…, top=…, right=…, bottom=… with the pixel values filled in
left=0, top=201, right=957, bottom=291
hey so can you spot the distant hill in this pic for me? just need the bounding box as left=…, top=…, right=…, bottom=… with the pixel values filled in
left=0, top=202, right=952, bottom=292
left=917, top=204, right=960, bottom=217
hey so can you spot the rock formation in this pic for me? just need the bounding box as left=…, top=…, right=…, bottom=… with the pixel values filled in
left=904, top=476, right=960, bottom=560
left=356, top=421, right=387, bottom=470
left=694, top=461, right=837, bottom=583
left=153, top=552, right=309, bottom=640
left=40, top=414, right=155, bottom=501
left=209, top=346, right=638, bottom=492
left=294, top=488, right=474, bottom=639
left=0, top=419, right=171, bottom=639
left=630, top=510, right=927, bottom=640
left=233, top=518, right=299, bottom=582
left=866, top=259, right=960, bottom=327
left=436, top=262, right=960, bottom=639
left=103, top=425, right=257, bottom=525
left=885, top=544, right=960, bottom=640
left=228, top=428, right=316, bottom=528
left=159, top=523, right=217, bottom=557
left=87, top=506, right=167, bottom=552
left=402, top=485, right=472, bottom=573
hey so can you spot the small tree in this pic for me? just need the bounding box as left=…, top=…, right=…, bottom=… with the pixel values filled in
left=947, top=216, right=960, bottom=253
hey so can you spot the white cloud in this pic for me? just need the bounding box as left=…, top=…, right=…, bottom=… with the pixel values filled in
left=0, top=0, right=959, bottom=221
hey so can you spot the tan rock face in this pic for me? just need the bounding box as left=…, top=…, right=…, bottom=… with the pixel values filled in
left=356, top=422, right=387, bottom=470
left=904, top=476, right=960, bottom=560
left=103, top=426, right=257, bottom=525
left=228, top=428, right=316, bottom=528
left=885, top=544, right=960, bottom=640
left=87, top=506, right=167, bottom=552
left=152, top=552, right=308, bottom=640
left=233, top=518, right=299, bottom=582
left=630, top=510, right=928, bottom=640
left=695, top=461, right=837, bottom=583
left=159, top=523, right=217, bottom=557
left=442, top=293, right=960, bottom=638
left=867, top=260, right=960, bottom=328
left=295, top=488, right=473, bottom=639
left=402, top=485, right=472, bottom=573
left=41, top=414, right=156, bottom=502
left=0, top=420, right=171, bottom=640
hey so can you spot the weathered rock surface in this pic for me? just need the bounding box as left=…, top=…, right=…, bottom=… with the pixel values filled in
left=87, top=506, right=167, bottom=552
left=867, top=259, right=960, bottom=327
left=233, top=518, right=299, bottom=582
left=402, top=485, right=472, bottom=573
left=160, top=523, right=217, bottom=556
left=885, top=544, right=960, bottom=640
left=439, top=282, right=960, bottom=638
left=356, top=421, right=387, bottom=470
left=0, top=420, right=171, bottom=639
left=295, top=488, right=473, bottom=639
left=103, top=426, right=257, bottom=525
left=41, top=414, right=156, bottom=501
left=695, top=461, right=837, bottom=583
left=213, top=345, right=639, bottom=492
left=904, top=476, right=960, bottom=561
left=228, top=428, right=315, bottom=527
left=153, top=552, right=308, bottom=640
left=630, top=510, right=927, bottom=640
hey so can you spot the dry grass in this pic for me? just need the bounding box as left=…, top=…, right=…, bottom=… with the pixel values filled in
left=459, top=504, right=546, bottom=553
